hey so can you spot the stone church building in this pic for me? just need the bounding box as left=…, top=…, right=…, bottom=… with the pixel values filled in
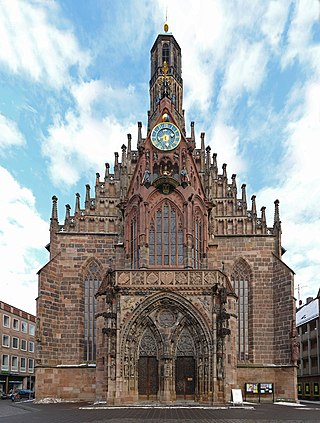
left=36, top=27, right=297, bottom=404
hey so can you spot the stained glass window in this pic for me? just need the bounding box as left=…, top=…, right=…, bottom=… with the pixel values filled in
left=84, top=262, right=100, bottom=361
left=231, top=260, right=250, bottom=361
left=149, top=202, right=183, bottom=266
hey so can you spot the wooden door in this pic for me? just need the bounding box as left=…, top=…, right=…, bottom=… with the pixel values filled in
left=138, top=356, right=158, bottom=399
left=175, top=356, right=195, bottom=399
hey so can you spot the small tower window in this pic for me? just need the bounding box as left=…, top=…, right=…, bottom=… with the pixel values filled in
left=162, top=43, right=169, bottom=65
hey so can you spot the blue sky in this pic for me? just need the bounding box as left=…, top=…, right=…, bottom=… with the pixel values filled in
left=0, top=0, right=319, bottom=314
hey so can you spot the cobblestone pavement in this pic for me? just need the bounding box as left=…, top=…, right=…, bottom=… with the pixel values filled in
left=1, top=400, right=320, bottom=423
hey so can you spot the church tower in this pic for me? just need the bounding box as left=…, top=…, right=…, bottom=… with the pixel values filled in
left=35, top=24, right=297, bottom=405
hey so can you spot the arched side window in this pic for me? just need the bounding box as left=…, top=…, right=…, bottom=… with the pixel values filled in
left=194, top=212, right=203, bottom=269
left=84, top=261, right=101, bottom=361
left=130, top=214, right=139, bottom=268
left=149, top=202, right=183, bottom=266
left=162, top=43, right=169, bottom=65
left=230, top=260, right=251, bottom=361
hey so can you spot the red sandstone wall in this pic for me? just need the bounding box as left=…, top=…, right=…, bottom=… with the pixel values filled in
left=35, top=367, right=96, bottom=401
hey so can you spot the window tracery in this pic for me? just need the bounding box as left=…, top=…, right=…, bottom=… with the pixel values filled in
left=149, top=202, right=183, bottom=266
left=84, top=261, right=101, bottom=361
left=231, top=259, right=251, bottom=361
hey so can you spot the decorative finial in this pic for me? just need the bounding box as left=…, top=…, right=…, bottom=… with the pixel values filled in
left=164, top=5, right=169, bottom=32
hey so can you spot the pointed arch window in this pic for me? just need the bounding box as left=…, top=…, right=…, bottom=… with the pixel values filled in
left=162, top=43, right=169, bottom=65
left=193, top=212, right=204, bottom=269
left=130, top=215, right=139, bottom=268
left=231, top=260, right=250, bottom=361
left=149, top=202, right=183, bottom=266
left=84, top=262, right=100, bottom=361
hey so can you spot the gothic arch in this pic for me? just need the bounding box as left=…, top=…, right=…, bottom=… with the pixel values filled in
left=120, top=291, right=212, bottom=399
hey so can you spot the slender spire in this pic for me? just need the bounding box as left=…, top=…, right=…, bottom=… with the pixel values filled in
left=51, top=195, right=58, bottom=221
left=190, top=122, right=195, bottom=142
left=64, top=204, right=71, bottom=225
left=251, top=195, right=257, bottom=216
left=85, top=184, right=90, bottom=209
left=137, top=122, right=143, bottom=150
left=121, top=144, right=127, bottom=166
left=127, top=133, right=132, bottom=154
left=96, top=172, right=100, bottom=187
left=206, top=146, right=211, bottom=170
left=75, top=193, right=80, bottom=214
left=105, top=163, right=110, bottom=179
left=273, top=199, right=281, bottom=229
left=261, top=206, right=266, bottom=231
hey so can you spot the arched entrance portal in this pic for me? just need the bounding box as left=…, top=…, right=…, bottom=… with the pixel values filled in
left=121, top=292, right=212, bottom=403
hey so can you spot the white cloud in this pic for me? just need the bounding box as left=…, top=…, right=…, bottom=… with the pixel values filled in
left=0, top=167, right=48, bottom=314
left=0, top=0, right=90, bottom=88
left=282, top=0, right=319, bottom=70
left=218, top=41, right=268, bottom=116
left=257, top=82, right=320, bottom=303
left=261, top=0, right=291, bottom=50
left=207, top=122, right=246, bottom=178
left=0, top=114, right=25, bottom=152
left=42, top=80, right=139, bottom=188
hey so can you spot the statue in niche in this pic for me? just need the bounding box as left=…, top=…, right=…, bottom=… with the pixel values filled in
left=141, top=169, right=151, bottom=186
left=124, top=356, right=129, bottom=377
left=180, top=166, right=189, bottom=183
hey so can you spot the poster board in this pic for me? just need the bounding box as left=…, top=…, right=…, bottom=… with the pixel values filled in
left=232, top=388, right=243, bottom=405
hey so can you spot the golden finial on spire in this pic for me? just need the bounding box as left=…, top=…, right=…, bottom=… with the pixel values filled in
left=164, top=4, right=169, bottom=32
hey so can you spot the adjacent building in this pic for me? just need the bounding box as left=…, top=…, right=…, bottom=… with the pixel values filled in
left=0, top=301, right=35, bottom=395
left=36, top=25, right=297, bottom=404
left=296, top=290, right=320, bottom=400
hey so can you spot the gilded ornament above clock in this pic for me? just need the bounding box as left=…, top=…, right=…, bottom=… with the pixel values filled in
left=151, top=122, right=181, bottom=151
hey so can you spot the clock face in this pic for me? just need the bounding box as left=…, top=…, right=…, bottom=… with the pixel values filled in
left=151, top=122, right=181, bottom=151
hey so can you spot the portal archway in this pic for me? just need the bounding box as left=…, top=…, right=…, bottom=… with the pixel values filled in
left=120, top=292, right=212, bottom=403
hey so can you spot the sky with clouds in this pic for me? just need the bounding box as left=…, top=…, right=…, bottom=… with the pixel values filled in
left=0, top=0, right=319, bottom=314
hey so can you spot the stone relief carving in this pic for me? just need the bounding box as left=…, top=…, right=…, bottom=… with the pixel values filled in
left=158, top=309, right=176, bottom=328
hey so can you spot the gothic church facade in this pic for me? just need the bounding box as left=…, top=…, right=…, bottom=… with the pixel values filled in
left=36, top=28, right=297, bottom=404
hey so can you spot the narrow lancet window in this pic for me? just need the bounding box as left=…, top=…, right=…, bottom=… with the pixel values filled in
left=84, top=262, right=100, bottom=361
left=231, top=260, right=250, bottom=361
